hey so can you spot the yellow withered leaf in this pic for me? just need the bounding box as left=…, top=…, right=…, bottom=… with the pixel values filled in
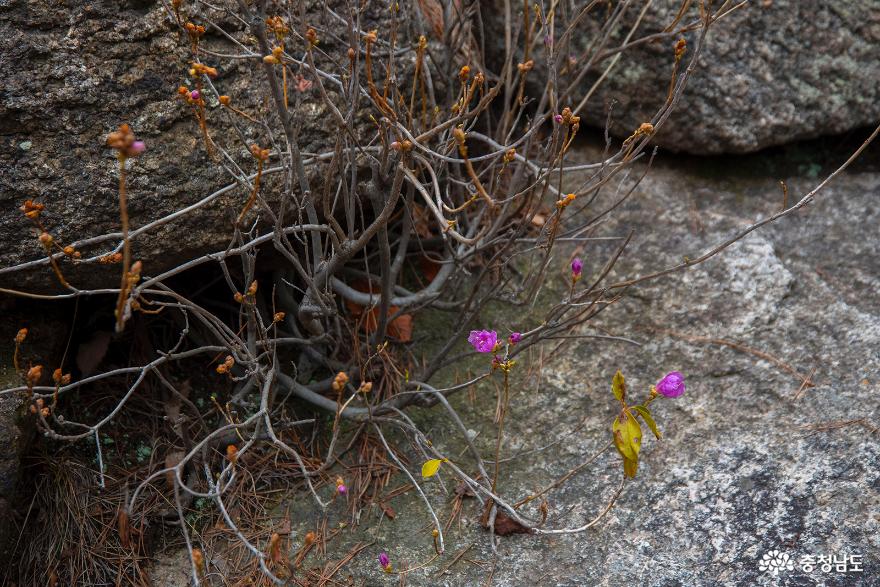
left=421, top=458, right=446, bottom=479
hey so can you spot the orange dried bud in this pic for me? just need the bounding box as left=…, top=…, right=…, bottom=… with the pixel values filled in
left=246, top=280, right=258, bottom=296
left=517, top=60, right=534, bottom=73
left=35, top=398, right=44, bottom=409
left=218, top=95, right=230, bottom=106
left=25, top=210, right=40, bottom=220
left=191, top=63, right=218, bottom=77
left=418, top=35, right=427, bottom=50
left=638, top=122, right=654, bottom=135
left=215, top=355, right=235, bottom=375
left=20, top=200, right=45, bottom=214
left=503, top=148, right=516, bottom=163
left=106, top=124, right=143, bottom=157
left=304, top=531, right=316, bottom=545
left=15, top=328, right=27, bottom=344
left=38, top=232, right=53, bottom=246
left=233, top=292, right=244, bottom=303
left=347, top=47, right=356, bottom=60
left=99, top=252, right=123, bottom=264
left=248, top=144, right=269, bottom=160
left=364, top=30, right=378, bottom=43
left=63, top=246, right=75, bottom=256
left=560, top=107, right=573, bottom=125
left=453, top=127, right=466, bottom=144
left=61, top=373, right=71, bottom=385
left=268, top=532, right=282, bottom=562
left=273, top=311, right=285, bottom=323
left=674, top=38, right=687, bottom=60
left=130, top=260, right=143, bottom=276
left=40, top=407, right=50, bottom=418
left=556, top=193, right=576, bottom=208
left=266, top=16, right=289, bottom=36
left=458, top=65, right=471, bottom=82
left=305, top=27, right=318, bottom=46
left=52, top=368, right=62, bottom=383
left=177, top=85, right=189, bottom=96
left=263, top=54, right=280, bottom=64
left=27, top=365, right=43, bottom=385
left=474, top=71, right=485, bottom=85
left=399, top=140, right=412, bottom=152
left=226, top=444, right=238, bottom=463
left=331, top=371, right=349, bottom=392
left=358, top=381, right=373, bottom=394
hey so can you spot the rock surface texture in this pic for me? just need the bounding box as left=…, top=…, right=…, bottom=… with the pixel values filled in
left=154, top=141, right=878, bottom=586
left=487, top=0, right=880, bottom=154
left=0, top=0, right=399, bottom=290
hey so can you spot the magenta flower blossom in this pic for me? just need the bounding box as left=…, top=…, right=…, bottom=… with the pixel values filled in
left=337, top=484, right=347, bottom=495
left=509, top=332, right=522, bottom=344
left=656, top=371, right=685, bottom=398
left=553, top=114, right=563, bottom=124
left=378, top=552, right=391, bottom=571
left=571, top=257, right=583, bottom=279
left=468, top=330, right=498, bottom=353
left=190, top=90, right=200, bottom=101
left=129, top=141, right=146, bottom=156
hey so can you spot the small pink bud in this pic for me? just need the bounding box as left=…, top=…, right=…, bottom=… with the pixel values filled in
left=378, top=552, right=391, bottom=571
left=337, top=484, right=347, bottom=495
left=190, top=90, right=200, bottom=101
left=129, top=141, right=146, bottom=155
left=571, top=257, right=583, bottom=279
left=553, top=114, right=563, bottom=124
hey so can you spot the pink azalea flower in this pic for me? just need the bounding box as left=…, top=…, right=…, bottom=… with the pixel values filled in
left=468, top=330, right=498, bottom=353
left=656, top=371, right=685, bottom=398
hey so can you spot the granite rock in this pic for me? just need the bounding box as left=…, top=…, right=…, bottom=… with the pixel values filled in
left=0, top=0, right=409, bottom=290
left=241, top=143, right=880, bottom=586
left=484, top=1, right=880, bottom=154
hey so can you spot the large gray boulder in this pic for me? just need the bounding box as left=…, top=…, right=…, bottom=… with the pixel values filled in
left=0, top=0, right=410, bottom=291
left=488, top=1, right=880, bottom=154
left=186, top=144, right=878, bottom=585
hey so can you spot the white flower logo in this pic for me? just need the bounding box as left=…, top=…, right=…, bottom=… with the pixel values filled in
left=758, top=550, right=794, bottom=576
